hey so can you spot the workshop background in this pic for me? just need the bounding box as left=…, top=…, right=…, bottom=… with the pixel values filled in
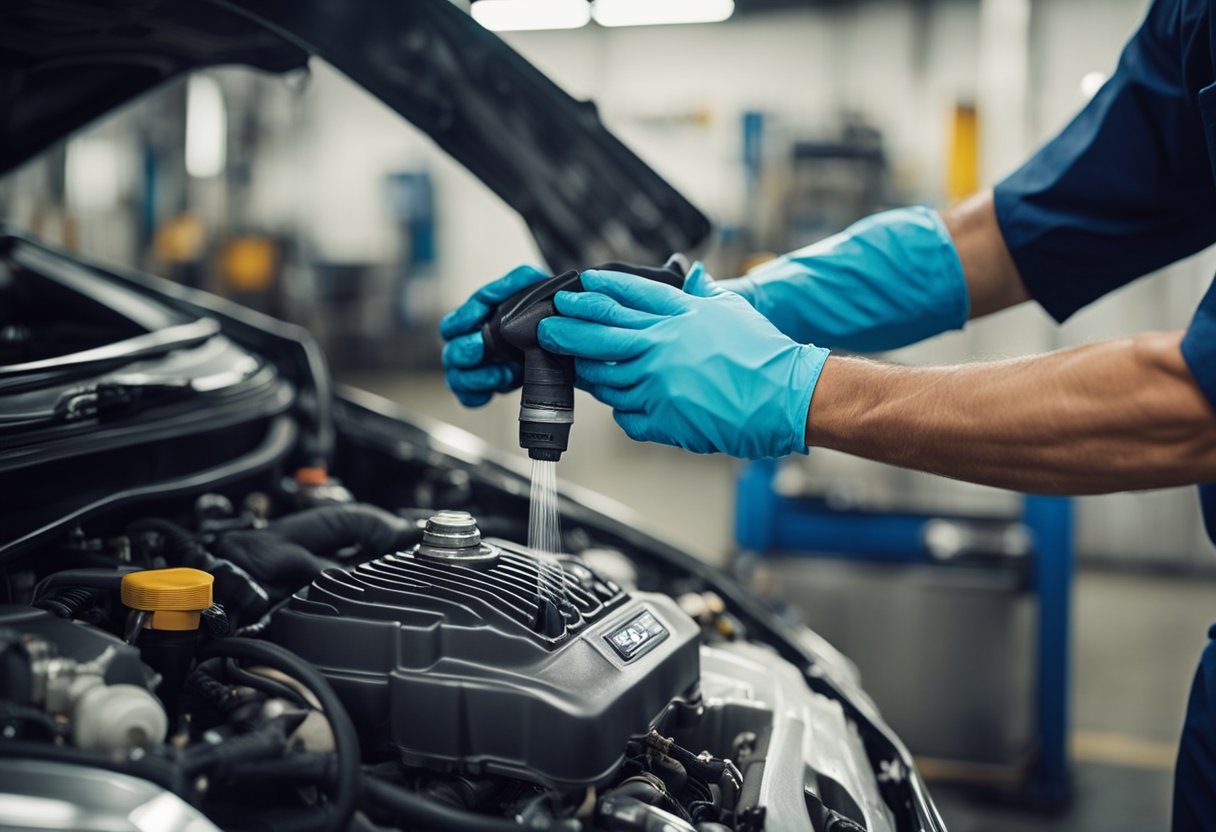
left=2, top=0, right=1212, bottom=830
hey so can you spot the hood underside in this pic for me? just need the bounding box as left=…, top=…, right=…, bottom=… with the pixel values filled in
left=0, top=0, right=712, bottom=270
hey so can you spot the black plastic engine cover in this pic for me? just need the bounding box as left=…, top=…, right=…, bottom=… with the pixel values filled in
left=268, top=539, right=701, bottom=787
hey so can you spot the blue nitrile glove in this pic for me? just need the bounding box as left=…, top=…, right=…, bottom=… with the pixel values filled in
left=717, top=206, right=968, bottom=352
left=440, top=264, right=549, bottom=407
left=537, top=264, right=830, bottom=459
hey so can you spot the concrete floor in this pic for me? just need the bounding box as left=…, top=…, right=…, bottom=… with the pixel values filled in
left=343, top=370, right=1216, bottom=832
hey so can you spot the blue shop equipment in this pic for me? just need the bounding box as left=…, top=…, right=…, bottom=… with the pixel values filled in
left=736, top=459, right=1074, bottom=803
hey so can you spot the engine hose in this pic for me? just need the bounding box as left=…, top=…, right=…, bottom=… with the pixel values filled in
left=128, top=518, right=210, bottom=563
left=185, top=667, right=243, bottom=720
left=661, top=742, right=724, bottom=784
left=227, top=752, right=337, bottom=786
left=234, top=599, right=294, bottom=639
left=682, top=777, right=713, bottom=804
left=267, top=503, right=422, bottom=559
left=201, top=605, right=232, bottom=638
left=223, top=658, right=311, bottom=709
left=181, top=722, right=289, bottom=775
left=129, top=519, right=269, bottom=622
left=199, top=639, right=359, bottom=832
left=30, top=567, right=139, bottom=603
left=34, top=586, right=99, bottom=619
left=223, top=807, right=345, bottom=832
left=361, top=774, right=557, bottom=832
left=604, top=774, right=687, bottom=822
left=0, top=701, right=58, bottom=740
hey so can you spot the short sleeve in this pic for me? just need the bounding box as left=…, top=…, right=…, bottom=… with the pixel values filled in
left=993, top=0, right=1216, bottom=322
left=1182, top=280, right=1216, bottom=408
left=1181, top=283, right=1216, bottom=545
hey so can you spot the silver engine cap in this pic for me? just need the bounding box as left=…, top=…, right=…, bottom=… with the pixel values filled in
left=414, top=511, right=500, bottom=567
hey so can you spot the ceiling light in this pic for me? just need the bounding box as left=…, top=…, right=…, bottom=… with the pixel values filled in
left=185, top=74, right=227, bottom=179
left=592, top=0, right=734, bottom=27
left=65, top=136, right=124, bottom=211
left=471, top=0, right=591, bottom=31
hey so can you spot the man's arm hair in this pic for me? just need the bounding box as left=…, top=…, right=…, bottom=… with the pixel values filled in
left=807, top=330, right=1216, bottom=494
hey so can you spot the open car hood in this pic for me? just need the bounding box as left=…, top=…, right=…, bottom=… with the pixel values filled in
left=0, top=0, right=712, bottom=269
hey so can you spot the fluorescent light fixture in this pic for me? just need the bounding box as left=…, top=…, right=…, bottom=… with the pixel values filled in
left=471, top=0, right=591, bottom=31
left=65, top=135, right=124, bottom=211
left=592, top=0, right=733, bottom=27
left=185, top=74, right=227, bottom=179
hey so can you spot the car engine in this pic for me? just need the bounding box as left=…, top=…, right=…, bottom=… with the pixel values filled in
left=270, top=512, right=702, bottom=789
left=0, top=485, right=897, bottom=832
left=0, top=228, right=935, bottom=832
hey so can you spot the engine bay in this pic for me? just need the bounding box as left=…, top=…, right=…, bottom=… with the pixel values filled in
left=0, top=233, right=934, bottom=831
left=0, top=478, right=897, bottom=832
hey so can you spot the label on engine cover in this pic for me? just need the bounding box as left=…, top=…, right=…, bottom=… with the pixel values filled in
left=606, top=609, right=668, bottom=661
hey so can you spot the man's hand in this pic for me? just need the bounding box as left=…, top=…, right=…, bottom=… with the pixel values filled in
left=440, top=265, right=548, bottom=407
left=537, top=264, right=829, bottom=459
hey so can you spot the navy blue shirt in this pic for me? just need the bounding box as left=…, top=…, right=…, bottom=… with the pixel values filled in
left=993, top=0, right=1216, bottom=543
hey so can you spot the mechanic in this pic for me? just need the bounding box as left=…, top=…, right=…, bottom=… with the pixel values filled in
left=442, top=0, right=1216, bottom=825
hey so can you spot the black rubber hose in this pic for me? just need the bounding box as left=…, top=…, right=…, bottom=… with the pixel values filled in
left=267, top=503, right=423, bottom=559
left=34, top=586, right=99, bottom=619
left=0, top=701, right=58, bottom=740
left=228, top=752, right=337, bottom=786
left=224, top=658, right=311, bottom=709
left=30, top=566, right=139, bottom=603
left=223, top=808, right=340, bottom=832
left=181, top=722, right=288, bottom=775
left=201, top=605, right=232, bottom=638
left=129, top=519, right=269, bottom=623
left=361, top=775, right=538, bottom=832
left=0, top=633, right=33, bottom=704
left=185, top=666, right=242, bottom=719
left=128, top=518, right=211, bottom=564
left=198, top=638, right=359, bottom=832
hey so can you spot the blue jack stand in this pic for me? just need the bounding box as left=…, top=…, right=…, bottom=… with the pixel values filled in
left=736, top=459, right=1074, bottom=804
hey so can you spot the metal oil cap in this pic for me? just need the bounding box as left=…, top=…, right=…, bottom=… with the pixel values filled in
left=414, top=511, right=500, bottom=568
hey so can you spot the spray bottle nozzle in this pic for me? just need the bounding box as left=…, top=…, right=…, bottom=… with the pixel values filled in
left=526, top=446, right=565, bottom=462
left=481, top=255, right=691, bottom=461
left=482, top=270, right=582, bottom=461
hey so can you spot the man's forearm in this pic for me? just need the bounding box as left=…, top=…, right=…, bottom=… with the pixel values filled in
left=807, top=330, right=1216, bottom=494
left=941, top=191, right=1031, bottom=319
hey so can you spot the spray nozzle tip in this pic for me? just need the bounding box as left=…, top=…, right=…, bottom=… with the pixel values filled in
left=528, top=448, right=563, bottom=462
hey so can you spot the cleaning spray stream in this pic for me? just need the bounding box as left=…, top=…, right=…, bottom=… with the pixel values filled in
left=528, top=458, right=566, bottom=604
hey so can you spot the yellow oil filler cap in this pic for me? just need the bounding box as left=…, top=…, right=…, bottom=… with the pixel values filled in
left=121, top=568, right=214, bottom=631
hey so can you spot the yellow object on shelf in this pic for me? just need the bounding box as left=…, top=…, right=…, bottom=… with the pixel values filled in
left=947, top=102, right=980, bottom=203
left=219, top=235, right=278, bottom=293
left=152, top=213, right=206, bottom=263
left=121, top=568, right=214, bottom=631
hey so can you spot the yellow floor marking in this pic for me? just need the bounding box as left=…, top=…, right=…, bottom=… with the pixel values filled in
left=1070, top=730, right=1176, bottom=771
